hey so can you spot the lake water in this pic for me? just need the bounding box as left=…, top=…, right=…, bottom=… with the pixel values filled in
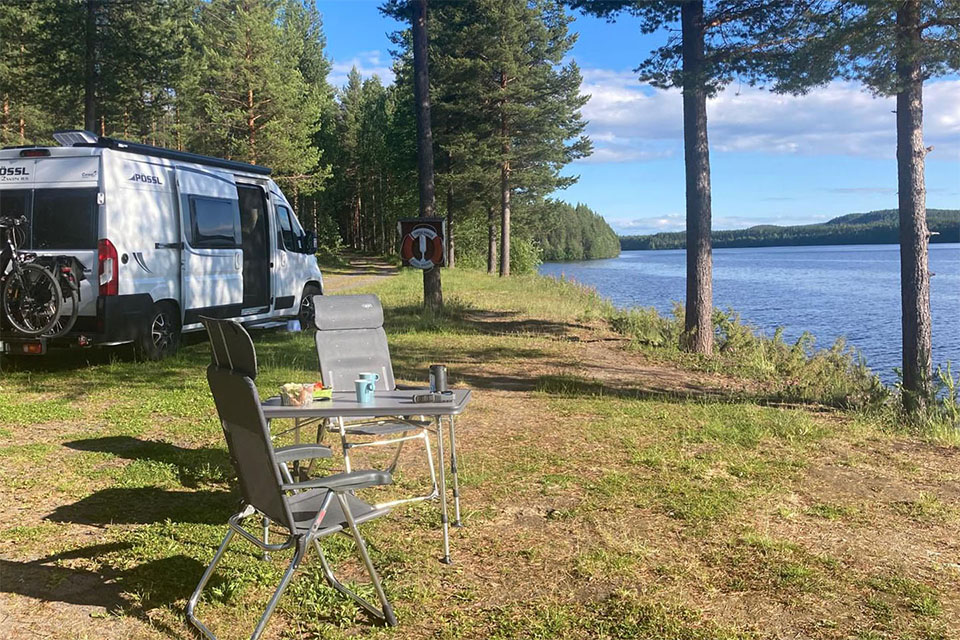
left=540, top=244, right=960, bottom=384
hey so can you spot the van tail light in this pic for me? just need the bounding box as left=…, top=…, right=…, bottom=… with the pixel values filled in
left=98, top=238, right=118, bottom=296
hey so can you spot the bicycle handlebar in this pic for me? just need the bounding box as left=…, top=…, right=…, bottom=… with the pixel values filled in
left=0, top=216, right=27, bottom=228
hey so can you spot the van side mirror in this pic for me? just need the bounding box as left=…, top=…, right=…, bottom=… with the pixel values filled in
left=304, top=231, right=318, bottom=255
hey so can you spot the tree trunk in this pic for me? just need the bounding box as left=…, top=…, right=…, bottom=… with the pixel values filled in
left=412, top=0, right=442, bottom=310
left=499, top=159, right=511, bottom=276
left=1, top=97, right=9, bottom=144
left=176, top=103, right=182, bottom=150
left=680, top=0, right=713, bottom=355
left=247, top=87, right=257, bottom=163
left=487, top=204, right=497, bottom=275
left=499, top=69, right=511, bottom=277
left=84, top=0, right=98, bottom=132
left=896, top=0, right=932, bottom=412
left=446, top=183, right=455, bottom=268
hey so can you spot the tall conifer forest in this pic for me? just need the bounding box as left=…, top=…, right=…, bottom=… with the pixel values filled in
left=0, top=0, right=618, bottom=272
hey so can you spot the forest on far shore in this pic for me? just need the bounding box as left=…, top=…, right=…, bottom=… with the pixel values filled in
left=538, top=201, right=620, bottom=262
left=620, top=209, right=960, bottom=251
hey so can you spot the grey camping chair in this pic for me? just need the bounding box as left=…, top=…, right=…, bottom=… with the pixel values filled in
left=312, top=294, right=437, bottom=508
left=203, top=315, right=334, bottom=550
left=189, top=318, right=397, bottom=640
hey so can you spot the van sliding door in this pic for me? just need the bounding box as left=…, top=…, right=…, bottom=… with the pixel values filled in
left=174, top=167, right=243, bottom=325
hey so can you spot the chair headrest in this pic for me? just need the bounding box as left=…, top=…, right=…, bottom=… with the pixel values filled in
left=313, top=294, right=384, bottom=331
left=201, top=317, right=258, bottom=378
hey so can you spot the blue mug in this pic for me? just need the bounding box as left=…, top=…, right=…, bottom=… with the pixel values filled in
left=355, top=379, right=376, bottom=404
left=358, top=372, right=381, bottom=387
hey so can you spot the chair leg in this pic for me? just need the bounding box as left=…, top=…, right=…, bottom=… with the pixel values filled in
left=261, top=516, right=272, bottom=561
left=313, top=493, right=397, bottom=626
left=313, top=539, right=393, bottom=624
left=189, top=521, right=307, bottom=640
left=372, top=428, right=439, bottom=510
left=250, top=536, right=309, bottom=640
left=187, top=528, right=236, bottom=640
left=386, top=433, right=408, bottom=474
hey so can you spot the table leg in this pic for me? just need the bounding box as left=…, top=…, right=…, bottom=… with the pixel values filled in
left=448, top=415, right=462, bottom=527
left=338, top=416, right=351, bottom=473
left=434, top=415, right=451, bottom=564
left=293, top=417, right=303, bottom=480
left=306, top=418, right=326, bottom=478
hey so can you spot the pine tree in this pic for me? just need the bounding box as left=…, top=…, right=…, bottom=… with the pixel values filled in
left=454, top=0, right=590, bottom=276
left=753, top=0, right=960, bottom=412
left=0, top=1, right=51, bottom=144
left=569, top=1, right=819, bottom=354
left=487, top=0, right=591, bottom=276
left=183, top=0, right=323, bottom=194
left=382, top=0, right=443, bottom=310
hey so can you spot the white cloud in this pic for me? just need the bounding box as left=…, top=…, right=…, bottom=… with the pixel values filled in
left=611, top=211, right=834, bottom=235
left=329, top=50, right=394, bottom=87
left=577, top=69, right=960, bottom=164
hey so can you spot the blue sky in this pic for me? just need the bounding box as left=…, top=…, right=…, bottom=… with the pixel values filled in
left=319, top=1, right=960, bottom=235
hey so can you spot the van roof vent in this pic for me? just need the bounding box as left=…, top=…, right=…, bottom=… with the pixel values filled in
left=53, top=130, right=100, bottom=146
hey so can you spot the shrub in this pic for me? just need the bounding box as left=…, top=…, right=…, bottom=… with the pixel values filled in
left=605, top=302, right=887, bottom=410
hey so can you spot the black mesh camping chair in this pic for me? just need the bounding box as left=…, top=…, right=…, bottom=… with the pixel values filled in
left=312, top=294, right=437, bottom=508
left=188, top=318, right=397, bottom=640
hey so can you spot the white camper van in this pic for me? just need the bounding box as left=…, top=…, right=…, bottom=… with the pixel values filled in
left=0, top=131, right=323, bottom=359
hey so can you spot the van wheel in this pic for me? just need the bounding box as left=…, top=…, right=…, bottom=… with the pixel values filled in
left=298, top=284, right=322, bottom=331
left=136, top=302, right=181, bottom=360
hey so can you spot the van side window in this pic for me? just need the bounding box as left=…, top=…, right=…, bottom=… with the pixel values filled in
left=276, top=205, right=297, bottom=251
left=288, top=209, right=307, bottom=249
left=189, top=196, right=240, bottom=249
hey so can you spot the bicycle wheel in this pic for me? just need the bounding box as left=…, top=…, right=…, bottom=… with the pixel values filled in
left=3, top=263, right=62, bottom=336
left=42, top=282, right=79, bottom=338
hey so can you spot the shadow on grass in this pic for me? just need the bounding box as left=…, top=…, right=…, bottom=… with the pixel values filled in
left=535, top=373, right=735, bottom=403
left=65, top=436, right=234, bottom=488
left=1, top=543, right=204, bottom=636
left=382, top=303, right=591, bottom=339
left=47, top=487, right=236, bottom=526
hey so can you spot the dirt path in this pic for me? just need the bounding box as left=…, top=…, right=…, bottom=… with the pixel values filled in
left=320, top=254, right=398, bottom=293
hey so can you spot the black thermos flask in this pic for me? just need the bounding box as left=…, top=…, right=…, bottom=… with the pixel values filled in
left=429, top=364, right=448, bottom=393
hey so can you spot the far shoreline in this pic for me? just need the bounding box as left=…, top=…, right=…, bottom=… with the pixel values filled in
left=541, top=241, right=960, bottom=261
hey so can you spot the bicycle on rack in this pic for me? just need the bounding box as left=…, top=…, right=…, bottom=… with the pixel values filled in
left=35, top=254, right=83, bottom=338
left=0, top=216, right=66, bottom=337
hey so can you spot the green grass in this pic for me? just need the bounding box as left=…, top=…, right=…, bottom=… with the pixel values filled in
left=0, top=267, right=957, bottom=640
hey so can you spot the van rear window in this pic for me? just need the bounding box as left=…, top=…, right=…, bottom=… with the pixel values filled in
left=0, top=190, right=30, bottom=223
left=32, top=188, right=98, bottom=250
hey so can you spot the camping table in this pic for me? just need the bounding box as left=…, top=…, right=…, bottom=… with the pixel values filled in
left=261, top=389, right=472, bottom=564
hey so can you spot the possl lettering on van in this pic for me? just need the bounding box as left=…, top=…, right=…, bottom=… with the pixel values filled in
left=129, top=173, right=162, bottom=185
left=0, top=166, right=29, bottom=177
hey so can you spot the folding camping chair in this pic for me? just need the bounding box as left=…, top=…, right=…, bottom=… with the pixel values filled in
left=203, top=316, right=334, bottom=551
left=312, top=294, right=437, bottom=508
left=189, top=318, right=397, bottom=640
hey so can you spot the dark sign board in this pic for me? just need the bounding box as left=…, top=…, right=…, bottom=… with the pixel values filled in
left=398, top=218, right=446, bottom=269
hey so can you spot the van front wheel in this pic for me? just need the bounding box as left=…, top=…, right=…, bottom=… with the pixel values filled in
left=298, top=284, right=322, bottom=331
left=136, top=302, right=181, bottom=360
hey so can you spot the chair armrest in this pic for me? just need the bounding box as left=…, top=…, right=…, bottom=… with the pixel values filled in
left=275, top=444, right=333, bottom=463
left=395, top=384, right=430, bottom=391
left=281, top=470, right=392, bottom=492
